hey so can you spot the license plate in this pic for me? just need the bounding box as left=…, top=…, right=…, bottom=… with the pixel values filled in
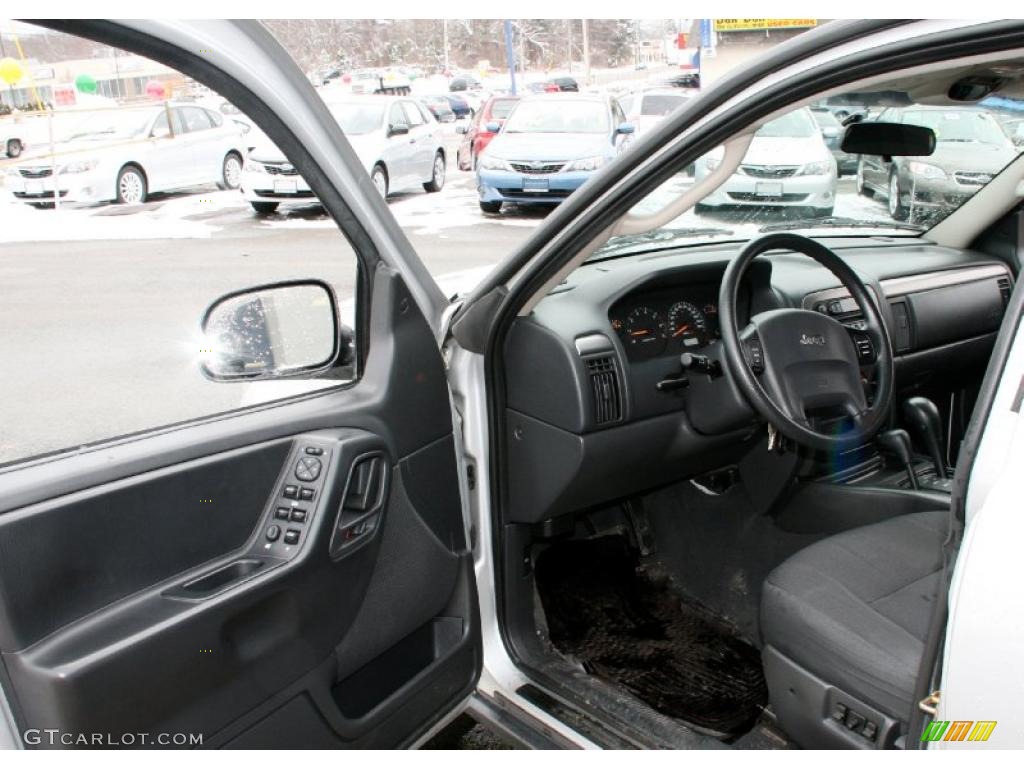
left=273, top=179, right=298, bottom=194
left=522, top=177, right=549, bottom=191
left=754, top=182, right=784, bottom=197
left=25, top=180, right=43, bottom=194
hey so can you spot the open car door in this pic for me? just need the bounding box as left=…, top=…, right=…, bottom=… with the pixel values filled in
left=0, top=20, right=479, bottom=749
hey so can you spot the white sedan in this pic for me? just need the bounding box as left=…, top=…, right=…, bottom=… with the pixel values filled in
left=240, top=95, right=446, bottom=214
left=4, top=103, right=246, bottom=206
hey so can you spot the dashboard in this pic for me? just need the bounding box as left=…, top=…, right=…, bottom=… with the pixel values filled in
left=502, top=240, right=1013, bottom=525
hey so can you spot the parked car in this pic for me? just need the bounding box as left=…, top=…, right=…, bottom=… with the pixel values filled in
left=475, top=93, right=634, bottom=213
left=419, top=95, right=455, bottom=123
left=455, top=95, right=520, bottom=170
left=3, top=103, right=245, bottom=205
left=694, top=106, right=838, bottom=216
left=545, top=76, right=579, bottom=92
left=448, top=74, right=481, bottom=92
left=663, top=71, right=701, bottom=89
left=240, top=95, right=446, bottom=213
left=810, top=107, right=858, bottom=175
left=1, top=123, right=24, bottom=158
left=442, top=94, right=472, bottom=119
left=617, top=88, right=696, bottom=137
left=857, top=105, right=1020, bottom=221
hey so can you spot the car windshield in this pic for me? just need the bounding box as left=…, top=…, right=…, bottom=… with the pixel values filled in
left=503, top=100, right=609, bottom=134
left=490, top=99, right=519, bottom=119
left=328, top=103, right=385, bottom=135
left=900, top=109, right=1011, bottom=146
left=66, top=110, right=154, bottom=140
left=588, top=89, right=1024, bottom=262
left=640, top=94, right=687, bottom=116
left=756, top=109, right=818, bottom=138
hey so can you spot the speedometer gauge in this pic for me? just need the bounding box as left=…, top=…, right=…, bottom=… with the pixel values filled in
left=666, top=301, right=708, bottom=349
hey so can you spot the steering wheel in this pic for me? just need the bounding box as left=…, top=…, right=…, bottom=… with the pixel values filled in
left=718, top=233, right=894, bottom=452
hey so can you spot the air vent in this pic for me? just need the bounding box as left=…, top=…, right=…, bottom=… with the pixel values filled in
left=997, top=275, right=1012, bottom=306
left=585, top=355, right=622, bottom=425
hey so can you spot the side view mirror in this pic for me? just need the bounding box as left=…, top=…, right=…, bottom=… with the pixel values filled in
left=455, top=124, right=468, bottom=134
left=821, top=126, right=840, bottom=139
left=151, top=126, right=172, bottom=139
left=388, top=122, right=410, bottom=137
left=616, top=122, right=636, bottom=135
left=200, top=280, right=341, bottom=381
left=234, top=119, right=252, bottom=134
left=484, top=121, right=500, bottom=133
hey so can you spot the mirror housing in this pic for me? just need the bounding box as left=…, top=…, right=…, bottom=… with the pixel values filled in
left=840, top=121, right=936, bottom=157
left=200, top=280, right=341, bottom=382
left=388, top=122, right=410, bottom=137
left=616, top=122, right=636, bottom=135
left=484, top=121, right=501, bottom=133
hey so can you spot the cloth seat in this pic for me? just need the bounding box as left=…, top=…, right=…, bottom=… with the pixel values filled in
left=761, top=510, right=948, bottom=721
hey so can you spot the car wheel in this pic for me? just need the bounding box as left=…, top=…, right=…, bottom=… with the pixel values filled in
left=371, top=165, right=388, bottom=198
left=250, top=201, right=279, bottom=215
left=219, top=152, right=243, bottom=190
left=423, top=152, right=446, bottom=193
left=888, top=170, right=908, bottom=221
left=856, top=159, right=873, bottom=197
left=116, top=165, right=147, bottom=204
left=479, top=201, right=502, bottom=214
left=6, top=139, right=23, bottom=158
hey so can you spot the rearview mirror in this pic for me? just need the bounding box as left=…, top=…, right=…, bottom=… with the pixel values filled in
left=200, top=281, right=340, bottom=381
left=840, top=121, right=936, bottom=157
left=388, top=122, right=409, bottom=137
left=484, top=121, right=500, bottom=133
left=616, top=122, right=636, bottom=135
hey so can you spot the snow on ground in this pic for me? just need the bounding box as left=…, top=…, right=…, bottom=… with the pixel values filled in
left=0, top=186, right=242, bottom=242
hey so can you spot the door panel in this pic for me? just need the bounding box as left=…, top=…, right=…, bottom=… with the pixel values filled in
left=0, top=268, right=479, bottom=748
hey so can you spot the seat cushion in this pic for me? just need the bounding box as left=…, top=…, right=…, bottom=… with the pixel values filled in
left=761, top=510, right=948, bottom=721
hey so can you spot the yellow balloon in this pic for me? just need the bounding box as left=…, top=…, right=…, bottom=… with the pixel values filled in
left=0, top=57, right=24, bottom=86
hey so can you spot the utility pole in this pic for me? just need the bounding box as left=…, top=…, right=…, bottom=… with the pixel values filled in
left=503, top=20, right=517, bottom=95
left=518, top=20, right=526, bottom=75
left=442, top=19, right=449, bottom=73
left=582, top=19, right=590, bottom=86
left=567, top=20, right=573, bottom=74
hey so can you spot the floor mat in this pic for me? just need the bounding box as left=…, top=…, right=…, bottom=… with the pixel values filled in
left=535, top=535, right=767, bottom=736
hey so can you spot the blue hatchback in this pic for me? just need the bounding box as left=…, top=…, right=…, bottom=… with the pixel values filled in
left=475, top=94, right=634, bottom=213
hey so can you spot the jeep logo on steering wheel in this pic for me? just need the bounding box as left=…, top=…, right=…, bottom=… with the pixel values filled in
left=799, top=333, right=826, bottom=346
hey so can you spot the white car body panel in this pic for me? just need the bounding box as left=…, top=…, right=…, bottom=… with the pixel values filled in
left=937, top=312, right=1024, bottom=748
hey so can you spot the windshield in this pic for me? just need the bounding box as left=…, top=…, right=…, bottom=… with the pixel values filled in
left=503, top=100, right=609, bottom=134
left=756, top=109, right=817, bottom=138
left=328, top=103, right=385, bottom=135
left=589, top=93, right=1024, bottom=262
left=66, top=110, right=154, bottom=140
left=900, top=109, right=1011, bottom=146
left=490, top=98, right=519, bottom=119
left=640, top=94, right=686, bottom=116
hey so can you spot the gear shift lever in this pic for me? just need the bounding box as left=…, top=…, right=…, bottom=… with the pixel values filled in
left=877, top=429, right=919, bottom=490
left=902, top=397, right=948, bottom=479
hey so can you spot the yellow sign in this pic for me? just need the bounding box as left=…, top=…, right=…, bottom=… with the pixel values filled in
left=714, top=19, right=818, bottom=31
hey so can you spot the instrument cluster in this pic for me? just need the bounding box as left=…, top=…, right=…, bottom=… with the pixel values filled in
left=610, top=285, right=722, bottom=361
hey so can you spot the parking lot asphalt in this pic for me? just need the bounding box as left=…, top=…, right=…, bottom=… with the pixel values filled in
left=0, top=157, right=875, bottom=464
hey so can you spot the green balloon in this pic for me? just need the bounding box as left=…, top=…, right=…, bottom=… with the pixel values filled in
left=74, top=74, right=98, bottom=94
